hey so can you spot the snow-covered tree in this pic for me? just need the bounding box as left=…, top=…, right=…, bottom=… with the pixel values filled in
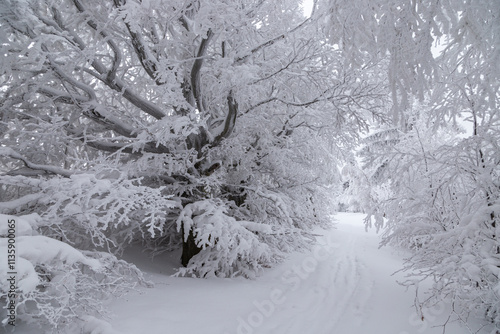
left=0, top=0, right=385, bottom=329
left=326, top=0, right=500, bottom=329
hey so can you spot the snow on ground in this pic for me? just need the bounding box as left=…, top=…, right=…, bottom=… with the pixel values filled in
left=8, top=213, right=489, bottom=333
left=107, top=212, right=487, bottom=334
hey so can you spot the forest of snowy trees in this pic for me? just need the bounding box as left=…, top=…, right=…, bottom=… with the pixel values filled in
left=0, top=0, right=498, bottom=332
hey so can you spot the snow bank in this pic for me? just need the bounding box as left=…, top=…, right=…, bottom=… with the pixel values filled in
left=15, top=235, right=102, bottom=271
left=0, top=213, right=42, bottom=236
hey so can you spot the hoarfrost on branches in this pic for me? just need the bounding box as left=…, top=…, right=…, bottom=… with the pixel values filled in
left=329, top=0, right=500, bottom=329
left=0, top=214, right=150, bottom=332
left=0, top=0, right=384, bottom=330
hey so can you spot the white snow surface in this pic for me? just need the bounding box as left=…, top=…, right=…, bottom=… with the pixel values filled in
left=11, top=213, right=489, bottom=333
left=1, top=235, right=102, bottom=295
left=106, top=213, right=487, bottom=334
left=0, top=213, right=41, bottom=236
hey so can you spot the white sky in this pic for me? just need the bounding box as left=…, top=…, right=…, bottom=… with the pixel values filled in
left=302, top=0, right=314, bottom=17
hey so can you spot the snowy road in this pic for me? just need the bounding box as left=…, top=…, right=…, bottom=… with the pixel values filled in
left=106, top=213, right=480, bottom=334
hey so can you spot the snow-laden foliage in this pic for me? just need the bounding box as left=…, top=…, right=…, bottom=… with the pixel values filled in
left=176, top=199, right=275, bottom=278
left=0, top=168, right=179, bottom=252
left=325, top=0, right=439, bottom=126
left=0, top=5, right=385, bottom=331
left=361, top=112, right=500, bottom=328
left=325, top=0, right=500, bottom=128
left=352, top=102, right=500, bottom=332
left=0, top=0, right=383, bottom=276
left=325, top=0, right=500, bottom=330
left=0, top=214, right=150, bottom=333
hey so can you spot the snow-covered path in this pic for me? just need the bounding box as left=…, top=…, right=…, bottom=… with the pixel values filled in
left=107, top=213, right=480, bottom=334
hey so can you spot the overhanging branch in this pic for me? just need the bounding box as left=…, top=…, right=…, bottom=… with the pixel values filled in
left=0, top=148, right=74, bottom=178
left=235, top=16, right=312, bottom=64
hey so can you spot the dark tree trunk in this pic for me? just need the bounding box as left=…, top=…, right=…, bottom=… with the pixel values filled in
left=181, top=225, right=202, bottom=267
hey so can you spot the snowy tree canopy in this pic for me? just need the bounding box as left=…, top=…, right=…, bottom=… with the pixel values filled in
left=0, top=0, right=387, bottom=329
left=327, top=0, right=500, bottom=329
left=325, top=0, right=499, bottom=128
left=0, top=0, right=382, bottom=260
left=1, top=0, right=499, bottom=332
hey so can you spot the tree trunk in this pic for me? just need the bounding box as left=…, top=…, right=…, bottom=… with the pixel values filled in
left=180, top=225, right=201, bottom=267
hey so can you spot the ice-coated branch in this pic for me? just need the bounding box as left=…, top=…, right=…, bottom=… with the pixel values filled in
left=234, top=16, right=312, bottom=64
left=47, top=56, right=97, bottom=102
left=113, top=0, right=164, bottom=85
left=71, top=0, right=122, bottom=82
left=0, top=148, right=74, bottom=178
left=48, top=1, right=166, bottom=120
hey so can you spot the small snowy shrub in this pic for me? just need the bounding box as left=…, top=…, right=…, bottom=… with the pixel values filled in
left=0, top=214, right=150, bottom=333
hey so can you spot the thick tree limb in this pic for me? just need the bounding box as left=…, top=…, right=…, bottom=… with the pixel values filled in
left=51, top=2, right=166, bottom=120
left=51, top=53, right=166, bottom=119
left=47, top=56, right=97, bottom=101
left=105, top=77, right=167, bottom=120
left=82, top=106, right=139, bottom=138
left=213, top=91, right=238, bottom=145
left=37, top=86, right=141, bottom=139
left=71, top=0, right=122, bottom=82
left=84, top=141, right=139, bottom=154
left=0, top=148, right=73, bottom=178
left=84, top=139, right=170, bottom=155
left=0, top=194, right=44, bottom=210
left=37, top=87, right=89, bottom=105
left=191, top=29, right=214, bottom=114
left=113, top=0, right=163, bottom=85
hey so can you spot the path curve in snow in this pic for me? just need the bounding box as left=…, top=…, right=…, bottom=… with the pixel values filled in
left=107, top=213, right=484, bottom=334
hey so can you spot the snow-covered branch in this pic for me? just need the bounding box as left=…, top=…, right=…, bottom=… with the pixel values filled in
left=191, top=29, right=214, bottom=115
left=235, top=15, right=313, bottom=64
left=0, top=147, right=74, bottom=178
